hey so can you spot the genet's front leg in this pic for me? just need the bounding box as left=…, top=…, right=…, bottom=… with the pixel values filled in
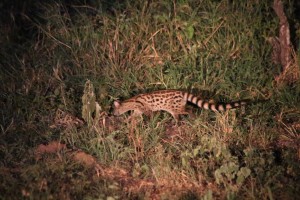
left=130, top=109, right=143, bottom=120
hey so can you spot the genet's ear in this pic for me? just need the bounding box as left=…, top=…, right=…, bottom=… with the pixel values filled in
left=113, top=100, right=121, bottom=108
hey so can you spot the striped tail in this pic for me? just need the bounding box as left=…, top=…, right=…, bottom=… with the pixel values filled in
left=184, top=92, right=246, bottom=111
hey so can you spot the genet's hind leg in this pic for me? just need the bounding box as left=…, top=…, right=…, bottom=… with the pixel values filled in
left=185, top=108, right=195, bottom=119
left=171, top=113, right=180, bottom=122
left=178, top=107, right=190, bottom=118
left=170, top=108, right=189, bottom=124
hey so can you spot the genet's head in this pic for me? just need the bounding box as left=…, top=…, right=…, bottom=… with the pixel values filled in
left=112, top=100, right=126, bottom=116
left=113, top=100, right=121, bottom=115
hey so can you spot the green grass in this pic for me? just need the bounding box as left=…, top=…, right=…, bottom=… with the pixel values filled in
left=1, top=0, right=300, bottom=199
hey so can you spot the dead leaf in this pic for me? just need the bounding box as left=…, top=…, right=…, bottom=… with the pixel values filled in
left=35, top=141, right=66, bottom=160
left=73, top=151, right=98, bottom=167
left=50, top=109, right=84, bottom=129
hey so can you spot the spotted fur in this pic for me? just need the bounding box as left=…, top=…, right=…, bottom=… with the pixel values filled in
left=113, top=90, right=246, bottom=121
